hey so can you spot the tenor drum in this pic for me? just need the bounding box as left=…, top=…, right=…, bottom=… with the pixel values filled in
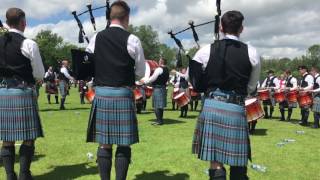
left=298, top=91, right=313, bottom=108
left=258, top=90, right=270, bottom=101
left=85, top=88, right=95, bottom=103
left=189, top=86, right=199, bottom=97
left=245, top=98, right=264, bottom=122
left=174, top=92, right=190, bottom=107
left=145, top=86, right=153, bottom=99
left=146, top=60, right=159, bottom=77
left=287, top=90, right=298, bottom=103
left=274, top=90, right=285, bottom=103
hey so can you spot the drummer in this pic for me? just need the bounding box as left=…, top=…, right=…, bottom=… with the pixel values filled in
left=279, top=70, right=298, bottom=121
left=169, top=70, right=179, bottom=110
left=176, top=68, right=189, bottom=118
left=298, top=66, right=314, bottom=126
left=260, top=70, right=280, bottom=119
left=310, top=67, right=320, bottom=128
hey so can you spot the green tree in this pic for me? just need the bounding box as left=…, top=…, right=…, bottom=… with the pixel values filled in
left=34, top=30, right=77, bottom=69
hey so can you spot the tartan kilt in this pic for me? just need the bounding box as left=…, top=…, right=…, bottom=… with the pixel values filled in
left=192, top=97, right=250, bottom=166
left=0, top=87, right=44, bottom=141
left=152, top=87, right=167, bottom=109
left=86, top=86, right=139, bottom=145
left=139, top=86, right=146, bottom=100
left=59, top=80, right=69, bottom=98
left=191, top=94, right=202, bottom=101
left=45, top=81, right=58, bottom=94
left=312, top=96, right=320, bottom=113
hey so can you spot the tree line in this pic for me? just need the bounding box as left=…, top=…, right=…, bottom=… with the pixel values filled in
left=2, top=25, right=319, bottom=78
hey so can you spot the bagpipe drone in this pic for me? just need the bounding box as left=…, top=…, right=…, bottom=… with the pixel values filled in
left=168, top=0, right=222, bottom=92
left=70, top=0, right=111, bottom=80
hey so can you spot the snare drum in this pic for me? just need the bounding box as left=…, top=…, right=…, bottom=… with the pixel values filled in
left=274, top=90, right=285, bottom=103
left=174, top=92, right=190, bottom=107
left=145, top=86, right=153, bottom=99
left=287, top=90, right=298, bottom=103
left=258, top=89, right=270, bottom=101
left=133, top=88, right=143, bottom=101
left=245, top=98, right=264, bottom=122
left=85, top=88, right=95, bottom=103
left=298, top=91, right=313, bottom=108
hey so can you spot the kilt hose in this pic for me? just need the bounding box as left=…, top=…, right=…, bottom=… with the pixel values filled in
left=59, top=80, right=69, bottom=98
left=0, top=87, right=43, bottom=141
left=152, top=86, right=167, bottom=109
left=192, top=92, right=250, bottom=166
left=87, top=86, right=139, bottom=145
left=45, top=81, right=58, bottom=94
left=312, top=96, right=320, bottom=113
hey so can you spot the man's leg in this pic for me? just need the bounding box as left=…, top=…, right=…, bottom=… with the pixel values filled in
left=19, top=141, right=35, bottom=180
left=230, top=166, right=249, bottom=180
left=97, top=144, right=112, bottom=180
left=208, top=161, right=226, bottom=180
left=115, top=146, right=131, bottom=180
left=1, top=142, right=17, bottom=180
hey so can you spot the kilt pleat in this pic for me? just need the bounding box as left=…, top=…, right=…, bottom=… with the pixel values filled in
left=45, top=82, right=58, bottom=94
left=86, top=87, right=139, bottom=145
left=312, top=96, right=320, bottom=113
left=192, top=97, right=250, bottom=166
left=0, top=88, right=43, bottom=141
left=59, top=81, right=68, bottom=97
left=152, top=87, right=167, bottom=109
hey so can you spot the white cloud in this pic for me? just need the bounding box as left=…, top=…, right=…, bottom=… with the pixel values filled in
left=1, top=0, right=319, bottom=58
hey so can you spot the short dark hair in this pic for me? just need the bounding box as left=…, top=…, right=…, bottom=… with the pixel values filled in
left=298, top=65, right=308, bottom=71
left=110, top=1, right=130, bottom=21
left=221, top=10, right=244, bottom=34
left=285, top=70, right=291, bottom=75
left=311, top=66, right=318, bottom=72
left=160, top=58, right=167, bottom=65
left=6, top=8, right=25, bottom=27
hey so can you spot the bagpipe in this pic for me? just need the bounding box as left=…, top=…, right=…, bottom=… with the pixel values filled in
left=70, top=0, right=112, bottom=80
left=168, top=0, right=222, bottom=93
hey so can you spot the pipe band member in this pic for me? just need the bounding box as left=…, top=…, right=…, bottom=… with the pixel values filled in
left=0, top=8, right=45, bottom=180
left=85, top=1, right=146, bottom=179
left=190, top=10, right=261, bottom=180
left=44, top=66, right=59, bottom=104
left=58, top=60, right=74, bottom=110
left=310, top=67, right=320, bottom=128
left=298, top=66, right=314, bottom=126
left=142, top=58, right=169, bottom=125
left=261, top=70, right=280, bottom=119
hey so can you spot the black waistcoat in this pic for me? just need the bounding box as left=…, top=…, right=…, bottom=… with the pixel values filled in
left=94, top=27, right=135, bottom=87
left=286, top=76, right=293, bottom=88
left=300, top=74, right=310, bottom=88
left=152, top=67, right=169, bottom=86
left=205, top=39, right=252, bottom=95
left=0, top=32, right=35, bottom=84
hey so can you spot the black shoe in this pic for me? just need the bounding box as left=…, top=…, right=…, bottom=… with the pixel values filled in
left=7, top=173, right=17, bottom=180
left=286, top=117, right=291, bottom=121
left=60, top=106, right=66, bottom=110
left=299, top=121, right=307, bottom=126
left=264, top=115, right=269, bottom=119
left=312, top=125, right=319, bottom=129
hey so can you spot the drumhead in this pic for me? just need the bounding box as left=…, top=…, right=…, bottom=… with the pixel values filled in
left=245, top=98, right=257, bottom=106
left=146, top=86, right=153, bottom=90
left=258, top=89, right=268, bottom=93
left=173, top=88, right=179, bottom=92
left=174, top=92, right=185, bottom=100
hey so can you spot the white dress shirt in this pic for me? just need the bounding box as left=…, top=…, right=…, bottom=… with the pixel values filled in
left=60, top=67, right=73, bottom=80
left=9, top=28, right=45, bottom=81
left=144, top=67, right=163, bottom=84
left=44, top=71, right=56, bottom=79
left=300, top=72, right=314, bottom=91
left=192, top=34, right=261, bottom=94
left=261, top=76, right=280, bottom=89
left=86, top=24, right=146, bottom=79
left=313, top=74, right=320, bottom=93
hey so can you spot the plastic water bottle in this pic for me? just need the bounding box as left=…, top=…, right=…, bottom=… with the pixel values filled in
left=251, top=164, right=267, bottom=173
left=87, top=152, right=94, bottom=161
left=284, top=139, right=296, bottom=143
left=296, top=131, right=305, bottom=134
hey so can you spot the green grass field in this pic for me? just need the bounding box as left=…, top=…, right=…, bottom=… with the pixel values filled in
left=1, top=86, right=320, bottom=180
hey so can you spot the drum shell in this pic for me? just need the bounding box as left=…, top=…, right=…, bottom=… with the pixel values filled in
left=258, top=90, right=270, bottom=101
left=133, top=88, right=143, bottom=101
left=245, top=98, right=264, bottom=122
left=298, top=92, right=313, bottom=108
left=145, top=86, right=153, bottom=99
left=174, top=92, right=190, bottom=107
left=274, top=91, right=285, bottom=103
left=86, top=88, right=95, bottom=103
left=287, top=90, right=298, bottom=103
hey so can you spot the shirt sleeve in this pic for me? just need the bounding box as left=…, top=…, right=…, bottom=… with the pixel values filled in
left=273, top=78, right=280, bottom=89
left=303, top=75, right=314, bottom=91
left=127, top=34, right=146, bottom=79
left=21, top=39, right=45, bottom=81
left=314, top=78, right=320, bottom=92
left=61, top=67, right=73, bottom=80
left=247, top=45, right=261, bottom=94
left=86, top=34, right=97, bottom=54
left=44, top=72, right=49, bottom=78
left=192, top=44, right=211, bottom=70
left=290, top=77, right=298, bottom=91
left=144, top=68, right=163, bottom=84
